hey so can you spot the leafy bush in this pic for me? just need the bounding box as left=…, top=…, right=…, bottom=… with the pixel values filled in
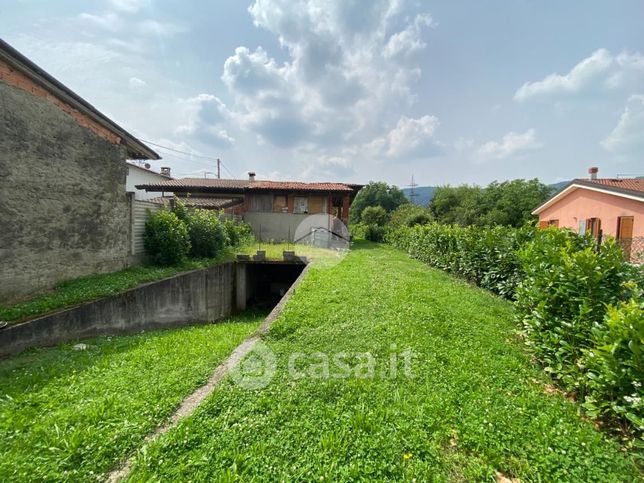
left=387, top=223, right=530, bottom=297
left=583, top=288, right=643, bottom=437
left=185, top=209, right=228, bottom=258
left=364, top=224, right=385, bottom=242
left=361, top=206, right=389, bottom=226
left=515, top=231, right=629, bottom=389
left=144, top=209, right=191, bottom=266
left=223, top=218, right=254, bottom=247
left=387, top=222, right=643, bottom=437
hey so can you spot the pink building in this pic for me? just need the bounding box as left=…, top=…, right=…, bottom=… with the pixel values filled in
left=532, top=168, right=644, bottom=263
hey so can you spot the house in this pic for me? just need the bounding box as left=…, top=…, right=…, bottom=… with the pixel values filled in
left=0, top=39, right=159, bottom=300
left=532, top=167, right=644, bottom=262
left=126, top=162, right=173, bottom=200
left=136, top=172, right=363, bottom=241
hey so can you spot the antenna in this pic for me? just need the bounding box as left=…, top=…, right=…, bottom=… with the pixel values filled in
left=217, top=158, right=221, bottom=179
left=407, top=174, right=419, bottom=204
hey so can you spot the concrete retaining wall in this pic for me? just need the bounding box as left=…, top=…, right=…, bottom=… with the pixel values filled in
left=0, top=263, right=236, bottom=357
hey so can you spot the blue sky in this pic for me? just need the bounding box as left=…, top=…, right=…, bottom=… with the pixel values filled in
left=2, top=0, right=643, bottom=186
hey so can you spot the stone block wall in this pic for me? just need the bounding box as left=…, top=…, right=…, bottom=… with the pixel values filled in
left=0, top=80, right=131, bottom=301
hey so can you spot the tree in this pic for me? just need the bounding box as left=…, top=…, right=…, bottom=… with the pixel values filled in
left=350, top=182, right=408, bottom=223
left=389, top=204, right=434, bottom=229
left=479, top=179, right=553, bottom=227
left=361, top=206, right=389, bottom=226
left=429, top=179, right=552, bottom=227
left=430, top=185, right=485, bottom=226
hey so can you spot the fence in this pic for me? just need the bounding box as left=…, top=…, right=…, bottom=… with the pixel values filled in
left=615, top=237, right=644, bottom=265
left=131, top=199, right=160, bottom=255
left=596, top=232, right=644, bottom=265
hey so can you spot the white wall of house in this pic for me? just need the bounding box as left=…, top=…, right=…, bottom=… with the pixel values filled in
left=126, top=163, right=172, bottom=200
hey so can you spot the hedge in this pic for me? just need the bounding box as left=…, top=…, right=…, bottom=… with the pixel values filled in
left=387, top=223, right=644, bottom=441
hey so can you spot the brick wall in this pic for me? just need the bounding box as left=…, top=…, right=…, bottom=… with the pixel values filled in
left=0, top=78, right=131, bottom=301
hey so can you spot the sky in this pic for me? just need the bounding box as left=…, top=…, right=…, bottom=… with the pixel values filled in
left=2, top=0, right=643, bottom=187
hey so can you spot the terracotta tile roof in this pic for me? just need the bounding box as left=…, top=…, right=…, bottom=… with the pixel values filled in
left=136, top=178, right=356, bottom=193
left=149, top=196, right=243, bottom=209
left=578, top=178, right=644, bottom=193
left=251, top=181, right=353, bottom=192
left=139, top=178, right=249, bottom=190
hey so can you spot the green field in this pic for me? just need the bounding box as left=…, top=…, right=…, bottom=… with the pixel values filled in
left=123, top=243, right=639, bottom=481
left=0, top=312, right=264, bottom=481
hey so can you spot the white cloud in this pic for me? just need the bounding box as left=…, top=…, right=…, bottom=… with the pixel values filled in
left=601, top=94, right=644, bottom=155
left=514, top=49, right=644, bottom=101
left=138, top=19, right=185, bottom=37
left=384, top=14, right=434, bottom=60
left=79, top=12, right=121, bottom=32
left=477, top=129, right=541, bottom=160
left=222, top=0, right=435, bottom=150
left=109, top=0, right=148, bottom=13
left=128, top=76, right=146, bottom=88
left=373, top=115, right=443, bottom=158
left=175, top=94, right=235, bottom=149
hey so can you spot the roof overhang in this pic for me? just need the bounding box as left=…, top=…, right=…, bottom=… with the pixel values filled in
left=532, top=181, right=644, bottom=215
left=0, top=39, right=159, bottom=160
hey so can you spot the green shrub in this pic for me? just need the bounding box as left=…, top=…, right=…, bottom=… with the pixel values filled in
left=583, top=287, right=644, bottom=437
left=364, top=224, right=385, bottom=242
left=387, top=222, right=643, bottom=438
left=223, top=218, right=254, bottom=247
left=386, top=223, right=529, bottom=297
left=144, top=210, right=191, bottom=266
left=361, top=206, right=389, bottom=226
left=186, top=209, right=228, bottom=258
left=515, top=231, right=628, bottom=389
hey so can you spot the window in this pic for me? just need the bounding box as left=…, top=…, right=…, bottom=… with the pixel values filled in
left=308, top=196, right=326, bottom=214
left=578, top=219, right=586, bottom=235
left=248, top=194, right=272, bottom=212
left=293, top=196, right=308, bottom=214
left=586, top=217, right=601, bottom=237
left=617, top=216, right=634, bottom=240
left=547, top=219, right=559, bottom=227
left=273, top=195, right=287, bottom=213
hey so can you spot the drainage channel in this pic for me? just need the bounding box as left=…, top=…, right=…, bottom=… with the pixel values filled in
left=107, top=261, right=310, bottom=482
left=235, top=260, right=306, bottom=312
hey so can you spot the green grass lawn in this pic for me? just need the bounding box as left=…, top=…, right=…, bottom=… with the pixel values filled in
left=126, top=242, right=640, bottom=482
left=0, top=243, right=338, bottom=325
left=0, top=311, right=265, bottom=481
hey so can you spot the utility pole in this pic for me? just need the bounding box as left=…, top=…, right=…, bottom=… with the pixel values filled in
left=407, top=174, right=419, bottom=204
left=217, top=158, right=221, bottom=179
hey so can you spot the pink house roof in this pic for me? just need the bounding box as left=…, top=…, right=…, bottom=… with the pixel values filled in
left=533, top=177, right=644, bottom=215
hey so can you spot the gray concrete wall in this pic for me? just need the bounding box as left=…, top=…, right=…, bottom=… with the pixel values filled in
left=243, top=212, right=310, bottom=242
left=0, top=82, right=131, bottom=301
left=0, top=263, right=236, bottom=357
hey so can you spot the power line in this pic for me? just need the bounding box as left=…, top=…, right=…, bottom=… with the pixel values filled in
left=141, top=139, right=238, bottom=178
left=407, top=174, right=419, bottom=204
left=141, top=139, right=222, bottom=161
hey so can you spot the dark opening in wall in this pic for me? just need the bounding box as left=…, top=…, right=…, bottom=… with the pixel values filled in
left=239, top=262, right=306, bottom=310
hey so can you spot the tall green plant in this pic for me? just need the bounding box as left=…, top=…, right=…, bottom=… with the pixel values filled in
left=185, top=209, right=228, bottom=258
left=144, top=210, right=191, bottom=266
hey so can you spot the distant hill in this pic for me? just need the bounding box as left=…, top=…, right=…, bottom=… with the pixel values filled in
left=402, top=181, right=571, bottom=206
left=400, top=186, right=435, bottom=206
